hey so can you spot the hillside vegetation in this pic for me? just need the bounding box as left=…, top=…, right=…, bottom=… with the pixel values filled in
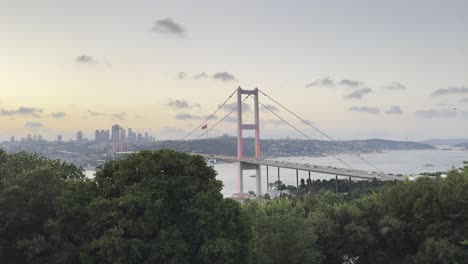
left=1, top=149, right=466, bottom=264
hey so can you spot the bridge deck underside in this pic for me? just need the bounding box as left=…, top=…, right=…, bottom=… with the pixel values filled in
left=203, top=155, right=403, bottom=181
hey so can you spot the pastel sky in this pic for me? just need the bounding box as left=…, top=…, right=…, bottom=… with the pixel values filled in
left=1, top=0, right=467, bottom=141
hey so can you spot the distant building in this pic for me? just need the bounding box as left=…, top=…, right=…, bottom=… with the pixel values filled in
left=27, top=135, right=32, bottom=142
left=10, top=136, right=15, bottom=143
left=111, top=124, right=120, bottom=143
left=38, top=135, right=43, bottom=142
left=145, top=132, right=149, bottom=141
left=121, top=128, right=126, bottom=142
left=137, top=133, right=143, bottom=142
left=57, top=135, right=63, bottom=143
left=77, top=131, right=83, bottom=142
left=95, top=129, right=110, bottom=143
left=33, top=134, right=37, bottom=141
left=127, top=128, right=137, bottom=142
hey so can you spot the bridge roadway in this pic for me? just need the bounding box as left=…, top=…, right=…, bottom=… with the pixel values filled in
left=201, top=154, right=404, bottom=181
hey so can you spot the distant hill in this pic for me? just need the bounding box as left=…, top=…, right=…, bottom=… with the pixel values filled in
left=452, top=142, right=468, bottom=149
left=420, top=139, right=468, bottom=146
left=148, top=136, right=435, bottom=157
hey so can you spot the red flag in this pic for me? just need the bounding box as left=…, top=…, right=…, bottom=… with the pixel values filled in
left=201, top=124, right=208, bottom=130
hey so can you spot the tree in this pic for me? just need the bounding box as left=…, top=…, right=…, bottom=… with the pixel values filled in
left=82, top=150, right=249, bottom=264
left=243, top=199, right=323, bottom=264
left=0, top=151, right=84, bottom=264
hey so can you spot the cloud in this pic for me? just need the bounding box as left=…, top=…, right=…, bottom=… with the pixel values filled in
left=151, top=18, right=185, bottom=35
left=167, top=99, right=200, bottom=109
left=160, top=126, right=185, bottom=133
left=221, top=102, right=251, bottom=112
left=385, top=82, right=407, bottom=90
left=262, top=104, right=278, bottom=111
left=415, top=109, right=457, bottom=118
left=25, top=121, right=43, bottom=128
left=178, top=72, right=188, bottom=80
left=349, top=106, right=380, bottom=114
left=344, top=88, right=372, bottom=99
left=339, top=79, right=362, bottom=88
left=224, top=116, right=237, bottom=123
left=76, top=55, right=95, bottom=64
left=264, top=119, right=285, bottom=126
left=0, top=106, right=43, bottom=118
left=384, top=106, right=403, bottom=115
left=112, top=112, right=126, bottom=121
left=193, top=72, right=208, bottom=79
left=51, top=112, right=66, bottom=118
left=212, top=72, right=237, bottom=82
left=88, top=110, right=104, bottom=116
left=431, top=86, right=468, bottom=96
left=305, top=77, right=335, bottom=88
left=176, top=113, right=200, bottom=120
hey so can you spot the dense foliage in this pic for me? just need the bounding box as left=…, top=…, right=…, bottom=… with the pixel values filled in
left=0, top=150, right=248, bottom=264
left=1, top=149, right=467, bottom=263
left=244, top=168, right=468, bottom=263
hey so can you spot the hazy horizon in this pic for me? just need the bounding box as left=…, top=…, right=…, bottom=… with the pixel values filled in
left=2, top=0, right=468, bottom=141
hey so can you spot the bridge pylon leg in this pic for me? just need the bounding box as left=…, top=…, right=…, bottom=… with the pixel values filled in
left=236, top=87, right=261, bottom=195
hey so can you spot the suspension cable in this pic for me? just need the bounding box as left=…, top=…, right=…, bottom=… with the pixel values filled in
left=258, top=88, right=383, bottom=173
left=195, top=95, right=251, bottom=140
left=182, top=88, right=237, bottom=140
left=259, top=101, right=354, bottom=170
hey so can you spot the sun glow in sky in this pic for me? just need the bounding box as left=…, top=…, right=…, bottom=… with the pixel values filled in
left=1, top=0, right=468, bottom=141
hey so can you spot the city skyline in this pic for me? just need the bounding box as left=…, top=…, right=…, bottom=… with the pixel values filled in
left=2, top=0, right=468, bottom=141
left=6, top=123, right=155, bottom=143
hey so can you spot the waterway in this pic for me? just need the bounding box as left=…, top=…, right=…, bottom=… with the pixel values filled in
left=84, top=147, right=468, bottom=197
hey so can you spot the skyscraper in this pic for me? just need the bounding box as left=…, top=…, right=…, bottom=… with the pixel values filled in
left=57, top=135, right=62, bottom=143
left=77, top=131, right=83, bottom=142
left=121, top=128, right=126, bottom=142
left=111, top=124, right=120, bottom=142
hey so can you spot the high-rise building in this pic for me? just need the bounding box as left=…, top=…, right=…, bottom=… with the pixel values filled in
left=27, top=135, right=32, bottom=142
left=10, top=136, right=15, bottom=143
left=111, top=124, right=120, bottom=142
left=95, top=129, right=111, bottom=143
left=127, top=128, right=136, bottom=142
left=137, top=133, right=143, bottom=142
left=57, top=135, right=63, bottom=143
left=77, top=131, right=83, bottom=142
left=121, top=128, right=126, bottom=142
left=33, top=134, right=37, bottom=141
left=145, top=132, right=149, bottom=141
left=38, top=135, right=43, bottom=141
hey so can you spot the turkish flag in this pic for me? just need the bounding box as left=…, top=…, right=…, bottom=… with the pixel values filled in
left=201, top=124, right=208, bottom=130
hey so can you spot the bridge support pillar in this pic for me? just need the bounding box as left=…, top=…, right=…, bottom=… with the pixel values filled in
left=277, top=167, right=280, bottom=182
left=266, top=166, right=269, bottom=190
left=296, top=170, right=299, bottom=189
left=256, top=165, right=262, bottom=196
left=238, top=162, right=244, bottom=193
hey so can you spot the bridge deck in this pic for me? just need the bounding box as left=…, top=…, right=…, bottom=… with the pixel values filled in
left=202, top=154, right=403, bottom=181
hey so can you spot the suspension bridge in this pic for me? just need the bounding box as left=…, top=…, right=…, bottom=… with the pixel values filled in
left=182, top=87, right=405, bottom=196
